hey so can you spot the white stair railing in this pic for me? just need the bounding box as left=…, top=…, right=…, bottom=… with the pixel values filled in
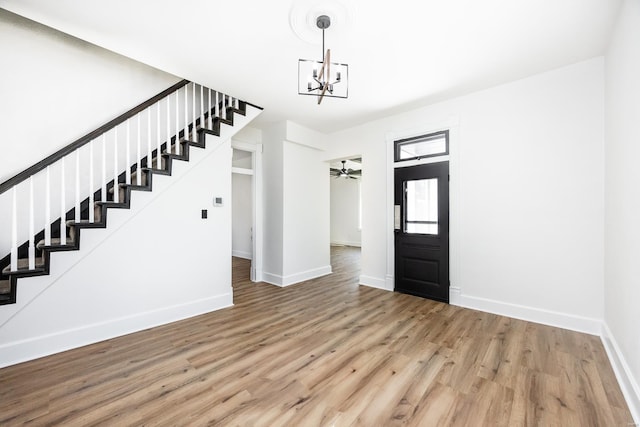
left=1, top=81, right=241, bottom=274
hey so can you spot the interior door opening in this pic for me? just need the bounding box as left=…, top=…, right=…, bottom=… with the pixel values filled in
left=232, top=148, right=254, bottom=265
left=329, top=156, right=362, bottom=272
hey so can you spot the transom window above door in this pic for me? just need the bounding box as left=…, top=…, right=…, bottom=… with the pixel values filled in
left=394, top=130, right=449, bottom=162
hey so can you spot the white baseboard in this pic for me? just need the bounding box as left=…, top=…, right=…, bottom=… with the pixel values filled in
left=262, top=271, right=283, bottom=286
left=455, top=293, right=602, bottom=335
left=385, top=274, right=394, bottom=290
left=263, top=265, right=332, bottom=287
left=0, top=293, right=233, bottom=369
left=601, top=322, right=640, bottom=424
left=449, top=286, right=462, bottom=305
left=232, top=250, right=252, bottom=260
left=360, top=275, right=390, bottom=291
left=330, top=240, right=362, bottom=248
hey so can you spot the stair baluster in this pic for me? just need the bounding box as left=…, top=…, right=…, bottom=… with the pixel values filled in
left=207, top=88, right=211, bottom=130
left=136, top=115, right=141, bottom=186
left=101, top=134, right=107, bottom=203
left=165, top=97, right=171, bottom=156
left=125, top=121, right=131, bottom=186
left=215, top=90, right=219, bottom=119
left=60, top=157, right=66, bottom=245
left=175, top=91, right=179, bottom=153
left=156, top=102, right=161, bottom=169
left=184, top=85, right=188, bottom=141
left=147, top=108, right=152, bottom=169
left=28, top=177, right=35, bottom=270
left=74, top=150, right=80, bottom=222
left=10, top=188, right=17, bottom=271
left=89, top=142, right=95, bottom=223
left=192, top=83, right=196, bottom=139
left=113, top=127, right=119, bottom=203
left=45, top=166, right=51, bottom=245
left=200, top=85, right=204, bottom=131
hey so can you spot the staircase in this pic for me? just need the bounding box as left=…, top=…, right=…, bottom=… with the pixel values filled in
left=0, top=80, right=261, bottom=306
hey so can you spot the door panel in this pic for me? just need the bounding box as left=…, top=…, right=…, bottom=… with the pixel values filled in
left=394, top=161, right=449, bottom=303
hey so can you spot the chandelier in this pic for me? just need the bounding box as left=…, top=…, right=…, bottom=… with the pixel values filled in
left=298, top=15, right=349, bottom=104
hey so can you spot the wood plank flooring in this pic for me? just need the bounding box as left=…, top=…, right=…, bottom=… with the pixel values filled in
left=0, top=246, right=633, bottom=426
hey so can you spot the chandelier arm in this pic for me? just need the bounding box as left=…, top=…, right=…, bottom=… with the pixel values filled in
left=317, top=83, right=329, bottom=104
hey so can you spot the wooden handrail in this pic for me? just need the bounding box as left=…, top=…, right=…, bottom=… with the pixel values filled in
left=0, top=79, right=189, bottom=195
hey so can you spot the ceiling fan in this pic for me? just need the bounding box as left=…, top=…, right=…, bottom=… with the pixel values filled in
left=330, top=160, right=361, bottom=179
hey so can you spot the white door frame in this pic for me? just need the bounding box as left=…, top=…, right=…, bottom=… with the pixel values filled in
left=232, top=140, right=263, bottom=282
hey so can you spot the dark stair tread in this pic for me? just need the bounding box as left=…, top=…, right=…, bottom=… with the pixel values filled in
left=108, top=182, right=147, bottom=193
left=65, top=219, right=104, bottom=227
left=36, top=237, right=75, bottom=250
left=93, top=202, right=128, bottom=211
left=95, top=201, right=124, bottom=206
left=0, top=280, right=10, bottom=294
left=146, top=168, right=170, bottom=176
left=145, top=167, right=167, bottom=172
left=2, top=258, right=46, bottom=274
left=118, top=182, right=149, bottom=189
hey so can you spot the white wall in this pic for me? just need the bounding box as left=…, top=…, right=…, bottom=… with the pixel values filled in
left=324, top=57, right=605, bottom=334
left=261, top=121, right=331, bottom=286
left=0, top=9, right=179, bottom=182
left=603, top=0, right=640, bottom=420
left=330, top=177, right=361, bottom=247
left=232, top=173, right=252, bottom=259
left=262, top=123, right=285, bottom=280
left=282, top=140, right=331, bottom=282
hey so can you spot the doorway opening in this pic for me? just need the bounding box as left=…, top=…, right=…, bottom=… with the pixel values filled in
left=329, top=156, right=362, bottom=273
left=232, top=149, right=253, bottom=261
left=231, top=141, right=263, bottom=285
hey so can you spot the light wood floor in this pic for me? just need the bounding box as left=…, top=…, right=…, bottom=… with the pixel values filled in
left=0, top=246, right=633, bottom=426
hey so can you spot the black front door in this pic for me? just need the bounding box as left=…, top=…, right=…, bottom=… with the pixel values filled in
left=394, top=161, right=449, bottom=303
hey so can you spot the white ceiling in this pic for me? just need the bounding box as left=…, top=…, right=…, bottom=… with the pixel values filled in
left=1, top=0, right=621, bottom=133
